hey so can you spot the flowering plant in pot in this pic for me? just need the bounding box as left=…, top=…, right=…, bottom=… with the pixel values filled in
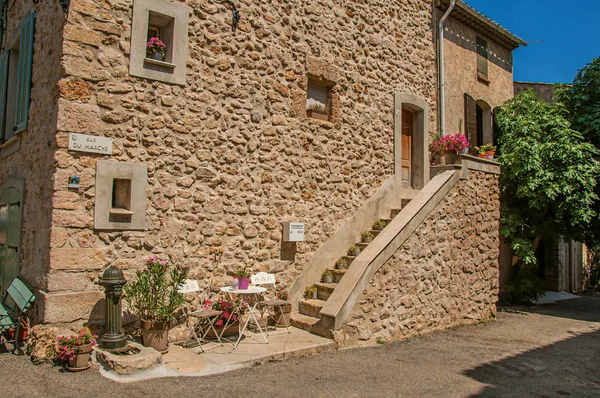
left=123, top=256, right=189, bottom=354
left=202, top=296, right=248, bottom=337
left=146, top=37, right=166, bottom=61
left=431, top=133, right=469, bottom=165
left=235, top=266, right=251, bottom=290
left=274, top=289, right=292, bottom=327
left=322, top=269, right=333, bottom=283
left=55, top=328, right=97, bottom=371
left=335, top=257, right=348, bottom=270
left=304, top=285, right=317, bottom=300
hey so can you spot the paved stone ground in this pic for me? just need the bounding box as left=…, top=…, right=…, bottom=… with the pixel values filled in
left=1, top=295, right=599, bottom=397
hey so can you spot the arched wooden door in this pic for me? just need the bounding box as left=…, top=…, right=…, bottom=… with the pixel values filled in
left=0, top=186, right=21, bottom=297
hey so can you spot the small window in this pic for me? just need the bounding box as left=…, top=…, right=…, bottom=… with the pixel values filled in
left=145, top=11, right=174, bottom=64
left=476, top=36, right=489, bottom=80
left=111, top=179, right=132, bottom=213
left=306, top=79, right=330, bottom=122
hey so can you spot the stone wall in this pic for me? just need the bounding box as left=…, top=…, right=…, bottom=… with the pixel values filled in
left=338, top=170, right=500, bottom=345
left=442, top=14, right=514, bottom=134
left=0, top=2, right=64, bottom=296
left=43, top=0, right=438, bottom=324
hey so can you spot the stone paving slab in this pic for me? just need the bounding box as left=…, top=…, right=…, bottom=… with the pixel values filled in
left=98, top=327, right=334, bottom=383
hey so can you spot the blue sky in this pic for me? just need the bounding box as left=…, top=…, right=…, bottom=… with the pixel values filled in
left=464, top=0, right=600, bottom=83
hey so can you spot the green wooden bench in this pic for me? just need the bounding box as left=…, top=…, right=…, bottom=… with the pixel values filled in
left=0, top=277, right=35, bottom=354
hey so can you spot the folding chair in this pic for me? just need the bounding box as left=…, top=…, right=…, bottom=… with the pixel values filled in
left=250, top=272, right=291, bottom=334
left=178, top=279, right=223, bottom=353
left=0, top=277, right=35, bottom=355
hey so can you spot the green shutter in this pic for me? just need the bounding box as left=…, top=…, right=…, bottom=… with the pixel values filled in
left=14, top=11, right=35, bottom=134
left=0, top=50, right=9, bottom=142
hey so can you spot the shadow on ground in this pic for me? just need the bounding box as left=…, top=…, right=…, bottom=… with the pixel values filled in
left=465, top=297, right=600, bottom=397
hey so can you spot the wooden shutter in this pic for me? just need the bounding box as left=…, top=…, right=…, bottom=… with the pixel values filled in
left=476, top=36, right=488, bottom=77
left=464, top=93, right=477, bottom=153
left=14, top=11, right=35, bottom=134
left=0, top=50, right=9, bottom=142
left=0, top=187, right=20, bottom=297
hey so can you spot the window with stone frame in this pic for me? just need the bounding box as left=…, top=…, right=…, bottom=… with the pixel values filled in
left=0, top=11, right=34, bottom=147
left=129, top=0, right=189, bottom=86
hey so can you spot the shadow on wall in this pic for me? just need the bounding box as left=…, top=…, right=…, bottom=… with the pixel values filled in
left=463, top=329, right=600, bottom=397
left=443, top=26, right=512, bottom=73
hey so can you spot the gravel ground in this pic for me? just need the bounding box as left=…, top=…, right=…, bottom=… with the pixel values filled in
left=1, top=295, right=599, bottom=398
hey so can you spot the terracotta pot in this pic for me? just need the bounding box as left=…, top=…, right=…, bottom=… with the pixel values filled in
left=485, top=151, right=495, bottom=160
left=7, top=319, right=29, bottom=341
left=206, top=320, right=239, bottom=338
left=66, top=343, right=92, bottom=371
left=477, top=153, right=486, bottom=159
left=140, top=320, right=170, bottom=354
left=274, top=303, right=292, bottom=327
left=442, top=152, right=457, bottom=165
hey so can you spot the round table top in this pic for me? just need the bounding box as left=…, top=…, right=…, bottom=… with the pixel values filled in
left=220, top=286, right=266, bottom=294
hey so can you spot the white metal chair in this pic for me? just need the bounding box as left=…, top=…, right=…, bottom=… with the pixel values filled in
left=178, top=279, right=223, bottom=353
left=250, top=272, right=291, bottom=334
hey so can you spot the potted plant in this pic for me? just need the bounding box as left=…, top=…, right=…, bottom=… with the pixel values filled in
left=304, top=285, right=317, bottom=300
left=372, top=220, right=387, bottom=231
left=475, top=146, right=487, bottom=159
left=202, top=296, right=248, bottom=337
left=483, top=143, right=496, bottom=160
left=361, top=231, right=374, bottom=243
left=146, top=37, right=166, bottom=61
left=348, top=245, right=361, bottom=257
left=322, top=269, right=333, bottom=283
left=55, top=328, right=97, bottom=372
left=124, top=256, right=189, bottom=354
left=335, top=257, right=347, bottom=270
left=274, top=289, right=292, bottom=328
left=306, top=102, right=329, bottom=121
left=235, top=266, right=251, bottom=290
left=431, top=133, right=469, bottom=165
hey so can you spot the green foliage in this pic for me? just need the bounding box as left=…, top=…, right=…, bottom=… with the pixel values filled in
left=496, top=89, right=600, bottom=264
left=585, top=246, right=600, bottom=291
left=502, top=265, right=546, bottom=304
left=124, top=256, right=189, bottom=324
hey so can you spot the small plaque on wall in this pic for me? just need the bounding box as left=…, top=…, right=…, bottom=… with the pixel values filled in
left=68, top=133, right=113, bottom=155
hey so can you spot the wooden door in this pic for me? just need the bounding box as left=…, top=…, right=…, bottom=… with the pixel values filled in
left=0, top=187, right=21, bottom=297
left=401, top=109, right=413, bottom=186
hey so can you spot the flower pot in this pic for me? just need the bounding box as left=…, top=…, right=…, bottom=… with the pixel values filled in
left=485, top=151, right=495, bottom=160
left=335, top=260, right=346, bottom=270
left=362, top=236, right=373, bottom=243
left=140, top=320, right=170, bottom=354
left=323, top=274, right=333, bottom=283
left=351, top=248, right=360, bottom=257
left=477, top=153, right=486, bottom=159
left=238, top=277, right=250, bottom=290
left=149, top=51, right=164, bottom=61
left=441, top=152, right=457, bottom=165
left=7, top=319, right=28, bottom=341
left=274, top=303, right=292, bottom=327
left=66, top=344, right=92, bottom=371
left=206, top=321, right=239, bottom=339
left=460, top=147, right=469, bottom=154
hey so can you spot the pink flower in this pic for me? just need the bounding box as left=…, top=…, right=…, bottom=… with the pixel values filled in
left=215, top=319, right=223, bottom=326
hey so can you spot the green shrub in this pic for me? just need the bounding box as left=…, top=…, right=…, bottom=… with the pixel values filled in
left=502, top=265, right=545, bottom=304
left=585, top=246, right=600, bottom=291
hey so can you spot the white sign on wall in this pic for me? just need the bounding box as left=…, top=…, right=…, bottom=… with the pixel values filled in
left=68, top=133, right=113, bottom=155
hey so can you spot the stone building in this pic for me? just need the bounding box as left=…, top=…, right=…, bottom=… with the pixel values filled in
left=0, top=0, right=520, bottom=345
left=436, top=0, right=526, bottom=150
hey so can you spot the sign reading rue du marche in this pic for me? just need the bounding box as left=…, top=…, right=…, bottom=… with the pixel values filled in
left=68, top=133, right=113, bottom=155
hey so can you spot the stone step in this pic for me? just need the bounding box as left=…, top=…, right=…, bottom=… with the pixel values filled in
left=315, top=282, right=337, bottom=301
left=380, top=218, right=392, bottom=224
left=332, top=269, right=347, bottom=283
left=334, top=256, right=354, bottom=270
left=299, top=298, right=325, bottom=318
left=290, top=313, right=334, bottom=339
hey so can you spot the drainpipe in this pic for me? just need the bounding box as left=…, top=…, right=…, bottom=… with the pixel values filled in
left=438, top=0, right=455, bottom=135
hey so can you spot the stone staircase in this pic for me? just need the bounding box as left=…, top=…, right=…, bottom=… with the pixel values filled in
left=290, top=199, right=412, bottom=338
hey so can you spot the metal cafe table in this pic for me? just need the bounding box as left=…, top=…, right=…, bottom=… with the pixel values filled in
left=220, top=285, right=268, bottom=349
